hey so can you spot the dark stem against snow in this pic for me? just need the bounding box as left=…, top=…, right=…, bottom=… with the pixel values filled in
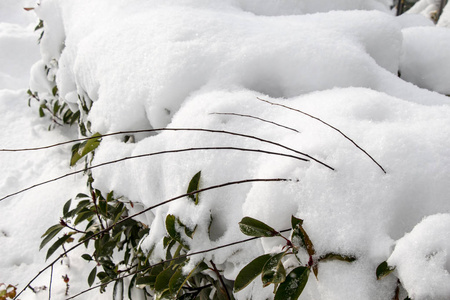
left=210, top=260, right=232, bottom=300
left=257, top=97, right=387, bottom=174
left=0, top=146, right=313, bottom=202
left=210, top=112, right=300, bottom=133
left=0, top=127, right=334, bottom=171
left=13, top=178, right=291, bottom=300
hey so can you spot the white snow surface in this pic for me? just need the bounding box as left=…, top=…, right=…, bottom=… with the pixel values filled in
left=2, top=0, right=450, bottom=299
left=388, top=214, right=450, bottom=300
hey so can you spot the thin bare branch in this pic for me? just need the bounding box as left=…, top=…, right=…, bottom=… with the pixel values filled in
left=257, top=97, right=386, bottom=174
left=0, top=127, right=333, bottom=170
left=210, top=112, right=300, bottom=133
left=0, top=147, right=304, bottom=202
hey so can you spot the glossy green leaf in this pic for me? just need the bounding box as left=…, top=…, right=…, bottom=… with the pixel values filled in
left=40, top=224, right=64, bottom=250
left=318, top=253, right=357, bottom=263
left=41, top=223, right=64, bottom=239
left=261, top=252, right=286, bottom=287
left=63, top=199, right=72, bottom=217
left=80, top=132, right=102, bottom=157
left=88, top=267, right=97, bottom=287
left=154, top=266, right=178, bottom=293
left=291, top=215, right=303, bottom=229
left=234, top=253, right=272, bottom=292
left=274, top=266, right=310, bottom=300
left=74, top=210, right=96, bottom=225
left=238, top=217, right=279, bottom=237
left=291, top=220, right=315, bottom=257
left=187, top=171, right=201, bottom=205
left=165, top=214, right=189, bottom=250
left=81, top=254, right=92, bottom=261
left=376, top=261, right=395, bottom=280
left=46, top=234, right=72, bottom=260
left=135, top=276, right=154, bottom=288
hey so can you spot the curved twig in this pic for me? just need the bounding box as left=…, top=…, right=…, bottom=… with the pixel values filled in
left=0, top=147, right=305, bottom=202
left=0, top=127, right=333, bottom=171
left=257, top=97, right=386, bottom=174
left=210, top=112, right=300, bottom=133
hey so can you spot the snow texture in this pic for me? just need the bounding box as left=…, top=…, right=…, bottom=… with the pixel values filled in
left=2, top=0, right=450, bottom=299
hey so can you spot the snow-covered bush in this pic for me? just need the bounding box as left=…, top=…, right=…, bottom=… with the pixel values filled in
left=19, top=0, right=450, bottom=299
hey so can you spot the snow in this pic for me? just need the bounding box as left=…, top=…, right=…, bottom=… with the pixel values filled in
left=388, top=214, right=450, bottom=300
left=2, top=0, right=450, bottom=299
left=400, top=26, right=450, bottom=94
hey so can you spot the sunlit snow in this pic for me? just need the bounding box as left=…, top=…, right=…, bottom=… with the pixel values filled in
left=1, top=0, right=450, bottom=299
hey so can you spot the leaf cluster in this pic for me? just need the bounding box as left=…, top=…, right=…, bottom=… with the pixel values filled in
left=41, top=188, right=147, bottom=297
left=133, top=171, right=234, bottom=300
left=27, top=89, right=80, bottom=131
left=234, top=216, right=356, bottom=300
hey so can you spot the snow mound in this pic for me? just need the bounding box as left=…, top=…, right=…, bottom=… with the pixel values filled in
left=388, top=214, right=450, bottom=300
left=23, top=0, right=450, bottom=299
left=400, top=26, right=450, bottom=94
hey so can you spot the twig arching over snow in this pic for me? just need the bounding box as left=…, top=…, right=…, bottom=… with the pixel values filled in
left=257, top=97, right=387, bottom=174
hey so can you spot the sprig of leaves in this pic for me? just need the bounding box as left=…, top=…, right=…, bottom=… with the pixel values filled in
left=234, top=216, right=357, bottom=300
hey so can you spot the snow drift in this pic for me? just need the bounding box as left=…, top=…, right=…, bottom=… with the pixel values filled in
left=24, top=0, right=450, bottom=299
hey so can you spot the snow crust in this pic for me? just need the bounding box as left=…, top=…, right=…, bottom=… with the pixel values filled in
left=2, top=0, right=450, bottom=299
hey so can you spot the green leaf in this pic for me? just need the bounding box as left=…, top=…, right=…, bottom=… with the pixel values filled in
left=63, top=199, right=72, bottom=217
left=238, top=217, right=280, bottom=237
left=52, top=86, right=58, bottom=97
left=376, top=261, right=395, bottom=280
left=187, top=171, right=201, bottom=205
left=234, top=253, right=272, bottom=292
left=39, top=105, right=45, bottom=117
left=291, top=219, right=315, bottom=257
left=70, top=133, right=102, bottom=166
left=88, top=267, right=97, bottom=287
left=154, top=266, right=178, bottom=293
left=80, top=132, right=102, bottom=157
left=70, top=110, right=80, bottom=125
left=155, top=289, right=173, bottom=300
left=169, top=260, right=207, bottom=295
left=274, top=266, right=310, bottom=300
left=46, top=234, right=72, bottom=260
left=113, top=278, right=124, bottom=300
left=291, top=215, right=303, bottom=229
left=318, top=253, right=357, bottom=263
left=135, top=276, right=154, bottom=288
left=165, top=214, right=189, bottom=250
left=261, top=252, right=286, bottom=287
left=70, top=143, right=83, bottom=166
left=82, top=254, right=93, bottom=261
left=128, top=274, right=137, bottom=298
left=40, top=224, right=64, bottom=250
left=74, top=210, right=96, bottom=225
